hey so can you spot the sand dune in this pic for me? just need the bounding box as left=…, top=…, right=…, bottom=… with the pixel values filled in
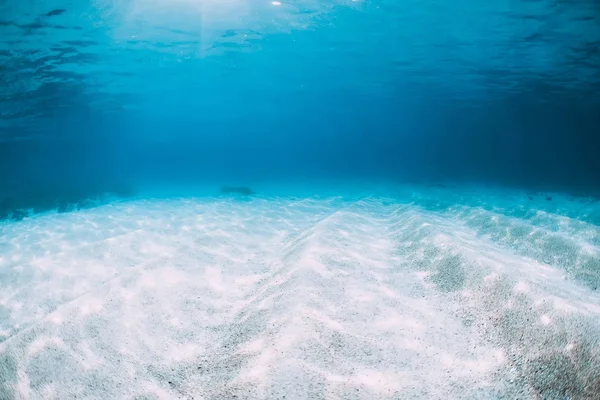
left=1, top=188, right=599, bottom=399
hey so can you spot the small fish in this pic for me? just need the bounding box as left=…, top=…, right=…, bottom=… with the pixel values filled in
left=220, top=186, right=255, bottom=196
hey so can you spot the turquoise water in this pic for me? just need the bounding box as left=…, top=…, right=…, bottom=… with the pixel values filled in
left=1, top=1, right=600, bottom=399
left=1, top=0, right=600, bottom=209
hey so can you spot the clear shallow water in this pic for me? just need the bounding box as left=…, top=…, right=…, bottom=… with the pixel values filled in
left=1, top=0, right=600, bottom=398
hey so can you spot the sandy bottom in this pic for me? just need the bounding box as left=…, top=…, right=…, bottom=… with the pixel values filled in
left=1, top=186, right=599, bottom=399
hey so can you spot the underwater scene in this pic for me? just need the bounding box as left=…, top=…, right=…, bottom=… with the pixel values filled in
left=1, top=0, right=600, bottom=399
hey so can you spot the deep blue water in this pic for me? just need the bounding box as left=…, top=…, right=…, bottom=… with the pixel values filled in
left=1, top=0, right=600, bottom=214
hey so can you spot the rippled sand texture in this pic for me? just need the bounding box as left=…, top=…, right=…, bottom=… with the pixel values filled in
left=1, top=188, right=599, bottom=399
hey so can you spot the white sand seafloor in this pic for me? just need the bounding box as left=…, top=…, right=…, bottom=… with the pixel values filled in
left=1, top=186, right=599, bottom=399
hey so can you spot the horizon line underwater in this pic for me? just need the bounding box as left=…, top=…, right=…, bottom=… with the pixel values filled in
left=1, top=0, right=600, bottom=399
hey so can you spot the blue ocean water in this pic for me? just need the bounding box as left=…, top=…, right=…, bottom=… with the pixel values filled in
left=1, top=1, right=600, bottom=399
left=1, top=0, right=599, bottom=209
